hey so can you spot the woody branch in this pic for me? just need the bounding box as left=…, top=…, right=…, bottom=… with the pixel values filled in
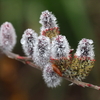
left=1, top=50, right=100, bottom=90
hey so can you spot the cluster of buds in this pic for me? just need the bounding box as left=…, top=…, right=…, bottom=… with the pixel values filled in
left=0, top=10, right=95, bottom=88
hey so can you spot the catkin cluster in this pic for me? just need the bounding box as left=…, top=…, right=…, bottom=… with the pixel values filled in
left=0, top=10, right=95, bottom=88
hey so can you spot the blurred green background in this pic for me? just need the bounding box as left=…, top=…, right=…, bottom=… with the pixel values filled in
left=0, top=0, right=100, bottom=100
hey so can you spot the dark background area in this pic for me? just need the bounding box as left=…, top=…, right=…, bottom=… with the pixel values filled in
left=0, top=0, right=100, bottom=100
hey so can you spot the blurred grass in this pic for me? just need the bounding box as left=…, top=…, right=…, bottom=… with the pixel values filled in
left=0, top=0, right=100, bottom=100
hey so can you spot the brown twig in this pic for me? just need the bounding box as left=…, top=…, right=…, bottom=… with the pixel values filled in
left=64, top=76, right=100, bottom=90
left=2, top=50, right=100, bottom=90
left=3, top=50, right=41, bottom=70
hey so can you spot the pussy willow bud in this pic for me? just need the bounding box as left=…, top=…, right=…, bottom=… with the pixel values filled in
left=20, top=29, right=38, bottom=57
left=43, top=63, right=62, bottom=88
left=75, top=38, right=94, bottom=59
left=70, top=38, right=95, bottom=80
left=51, top=35, right=70, bottom=59
left=39, top=10, right=59, bottom=38
left=33, top=35, right=50, bottom=69
left=0, top=22, right=17, bottom=51
left=50, top=35, right=71, bottom=77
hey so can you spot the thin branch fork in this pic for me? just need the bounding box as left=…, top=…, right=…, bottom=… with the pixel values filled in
left=2, top=50, right=100, bottom=90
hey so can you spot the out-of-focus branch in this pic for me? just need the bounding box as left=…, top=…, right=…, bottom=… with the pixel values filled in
left=2, top=50, right=41, bottom=70
left=2, top=50, right=100, bottom=90
left=64, top=77, right=100, bottom=90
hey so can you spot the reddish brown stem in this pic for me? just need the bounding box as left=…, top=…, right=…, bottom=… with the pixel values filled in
left=3, top=50, right=40, bottom=70
left=64, top=76, right=100, bottom=90
left=2, top=50, right=100, bottom=90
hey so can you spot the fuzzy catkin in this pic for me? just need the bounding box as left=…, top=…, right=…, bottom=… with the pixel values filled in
left=0, top=22, right=17, bottom=51
left=33, top=35, right=50, bottom=69
left=51, top=35, right=71, bottom=59
left=20, top=29, right=38, bottom=57
left=43, top=63, right=62, bottom=88
left=39, top=10, right=58, bottom=33
left=75, top=38, right=94, bottom=59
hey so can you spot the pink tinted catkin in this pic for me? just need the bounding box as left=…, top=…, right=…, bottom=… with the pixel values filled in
left=33, top=35, right=50, bottom=69
left=39, top=10, right=59, bottom=39
left=69, top=38, right=95, bottom=80
left=20, top=29, right=38, bottom=57
left=0, top=22, right=17, bottom=51
left=50, top=35, right=71, bottom=77
left=43, top=63, right=62, bottom=88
